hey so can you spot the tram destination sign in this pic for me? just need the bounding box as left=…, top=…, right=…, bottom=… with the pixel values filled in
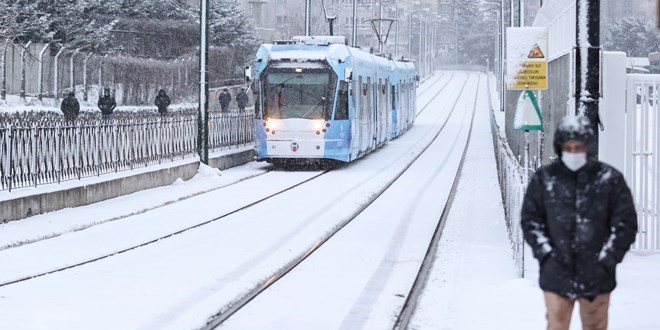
left=506, top=27, right=548, bottom=90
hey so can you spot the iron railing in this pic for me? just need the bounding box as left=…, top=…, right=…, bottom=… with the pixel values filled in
left=626, top=75, right=660, bottom=252
left=1, top=111, right=253, bottom=192
left=490, top=104, right=528, bottom=277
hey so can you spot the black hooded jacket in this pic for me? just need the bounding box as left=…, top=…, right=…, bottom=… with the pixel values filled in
left=98, top=92, right=116, bottom=115
left=60, top=94, right=80, bottom=119
left=154, top=89, right=171, bottom=114
left=521, top=116, right=637, bottom=298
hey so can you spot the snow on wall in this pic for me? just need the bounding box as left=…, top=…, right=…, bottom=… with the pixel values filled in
left=532, top=0, right=576, bottom=61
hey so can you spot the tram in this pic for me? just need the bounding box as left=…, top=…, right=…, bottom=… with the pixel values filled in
left=252, top=36, right=416, bottom=165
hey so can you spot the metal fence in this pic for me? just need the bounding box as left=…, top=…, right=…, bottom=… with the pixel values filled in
left=1, top=111, right=253, bottom=192
left=490, top=106, right=527, bottom=277
left=626, top=75, right=660, bottom=252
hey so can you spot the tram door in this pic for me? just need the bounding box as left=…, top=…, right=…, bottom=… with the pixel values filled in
left=371, top=81, right=380, bottom=149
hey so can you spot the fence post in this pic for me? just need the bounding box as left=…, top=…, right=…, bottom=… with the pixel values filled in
left=53, top=47, right=65, bottom=101
left=83, top=53, right=92, bottom=102
left=20, top=41, right=32, bottom=100
left=37, top=43, right=51, bottom=101
left=1, top=40, right=8, bottom=100
left=70, top=48, right=81, bottom=94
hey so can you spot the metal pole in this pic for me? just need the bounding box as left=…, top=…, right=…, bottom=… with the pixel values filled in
left=305, top=0, right=311, bottom=36
left=20, top=41, right=32, bottom=100
left=510, top=0, right=515, bottom=27
left=352, top=0, right=358, bottom=47
left=418, top=16, right=423, bottom=74
left=54, top=47, right=65, bottom=100
left=394, top=2, right=399, bottom=57
left=501, top=0, right=506, bottom=112
left=1, top=40, right=8, bottom=100
left=70, top=48, right=81, bottom=93
left=575, top=0, right=601, bottom=157
left=38, top=43, right=51, bottom=101
left=408, top=12, right=413, bottom=59
left=378, top=0, right=383, bottom=53
left=83, top=53, right=92, bottom=102
left=199, top=0, right=210, bottom=164
left=520, top=0, right=525, bottom=27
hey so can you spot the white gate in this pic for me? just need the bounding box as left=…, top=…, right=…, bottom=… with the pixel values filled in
left=626, top=74, right=660, bottom=252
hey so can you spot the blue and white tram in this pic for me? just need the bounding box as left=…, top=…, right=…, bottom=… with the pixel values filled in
left=252, top=36, right=416, bottom=165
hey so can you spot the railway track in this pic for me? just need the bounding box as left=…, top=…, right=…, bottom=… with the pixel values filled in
left=201, top=73, right=477, bottom=329
left=393, top=74, right=481, bottom=330
left=0, top=72, right=461, bottom=289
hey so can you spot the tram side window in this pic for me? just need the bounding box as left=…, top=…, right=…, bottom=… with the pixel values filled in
left=391, top=85, right=396, bottom=111
left=335, top=81, right=349, bottom=120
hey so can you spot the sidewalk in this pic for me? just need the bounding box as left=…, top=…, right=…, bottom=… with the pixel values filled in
left=410, top=74, right=660, bottom=329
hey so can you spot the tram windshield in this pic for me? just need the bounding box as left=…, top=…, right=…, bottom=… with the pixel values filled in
left=262, top=69, right=337, bottom=120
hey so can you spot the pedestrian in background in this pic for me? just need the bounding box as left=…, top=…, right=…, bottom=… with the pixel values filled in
left=236, top=87, right=248, bottom=112
left=218, top=88, right=231, bottom=113
left=98, top=88, right=116, bottom=123
left=60, top=92, right=80, bottom=121
left=154, top=89, right=171, bottom=116
left=521, top=115, right=638, bottom=330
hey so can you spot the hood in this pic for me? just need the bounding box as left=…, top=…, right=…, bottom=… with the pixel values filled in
left=553, top=115, right=594, bottom=158
left=158, top=89, right=166, bottom=96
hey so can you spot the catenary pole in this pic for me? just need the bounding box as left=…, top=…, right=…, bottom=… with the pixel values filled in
left=198, top=0, right=210, bottom=164
left=352, top=0, right=358, bottom=47
left=575, top=0, right=601, bottom=157
left=305, top=0, right=311, bottom=36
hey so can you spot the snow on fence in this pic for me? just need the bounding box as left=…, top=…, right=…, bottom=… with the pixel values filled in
left=626, top=75, right=660, bottom=252
left=487, top=73, right=527, bottom=276
left=0, top=111, right=253, bottom=192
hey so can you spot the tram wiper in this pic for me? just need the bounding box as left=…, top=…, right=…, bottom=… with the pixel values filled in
left=302, top=97, right=326, bottom=119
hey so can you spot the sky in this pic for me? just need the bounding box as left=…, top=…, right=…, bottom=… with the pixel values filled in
left=0, top=72, right=658, bottom=330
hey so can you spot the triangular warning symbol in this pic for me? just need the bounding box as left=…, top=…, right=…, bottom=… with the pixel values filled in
left=528, top=44, right=545, bottom=59
left=513, top=90, right=543, bottom=131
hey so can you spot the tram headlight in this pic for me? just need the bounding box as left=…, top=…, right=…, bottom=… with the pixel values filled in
left=312, top=120, right=325, bottom=131
left=265, top=120, right=278, bottom=130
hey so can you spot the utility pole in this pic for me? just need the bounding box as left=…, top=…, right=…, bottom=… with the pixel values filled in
left=520, top=0, right=525, bottom=26
left=394, top=2, right=399, bottom=57
left=575, top=0, right=601, bottom=157
left=352, top=0, right=357, bottom=47
left=305, top=0, right=311, bottom=36
left=408, top=12, right=413, bottom=59
left=198, top=0, right=210, bottom=164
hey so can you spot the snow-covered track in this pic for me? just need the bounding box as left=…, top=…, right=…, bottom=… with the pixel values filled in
left=201, top=73, right=475, bottom=330
left=0, top=170, right=328, bottom=288
left=0, top=169, right=272, bottom=252
left=393, top=75, right=481, bottom=330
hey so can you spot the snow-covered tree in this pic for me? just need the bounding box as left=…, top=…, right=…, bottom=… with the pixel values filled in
left=604, top=17, right=660, bottom=57
left=209, top=0, right=258, bottom=47
left=455, top=0, right=496, bottom=65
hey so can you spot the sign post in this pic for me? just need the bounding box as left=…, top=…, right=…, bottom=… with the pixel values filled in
left=507, top=28, right=548, bottom=278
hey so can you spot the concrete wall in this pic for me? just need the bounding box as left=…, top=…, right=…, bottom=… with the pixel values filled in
left=0, top=149, right=254, bottom=223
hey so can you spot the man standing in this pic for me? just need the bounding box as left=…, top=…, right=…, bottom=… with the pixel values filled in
left=98, top=88, right=116, bottom=123
left=154, top=89, right=171, bottom=115
left=60, top=92, right=80, bottom=121
left=236, top=87, right=248, bottom=112
left=521, top=115, right=638, bottom=330
left=218, top=88, right=231, bottom=113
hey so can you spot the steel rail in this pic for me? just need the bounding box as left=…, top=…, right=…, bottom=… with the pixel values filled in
left=200, top=73, right=474, bottom=330
left=393, top=74, right=482, bottom=330
left=0, top=169, right=272, bottom=252
left=0, top=170, right=327, bottom=288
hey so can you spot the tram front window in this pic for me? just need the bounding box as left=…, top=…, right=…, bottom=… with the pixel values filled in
left=262, top=70, right=337, bottom=120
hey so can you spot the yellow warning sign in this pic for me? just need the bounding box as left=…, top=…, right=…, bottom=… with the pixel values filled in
left=528, top=44, right=545, bottom=59
left=507, top=61, right=548, bottom=90
left=506, top=27, right=548, bottom=91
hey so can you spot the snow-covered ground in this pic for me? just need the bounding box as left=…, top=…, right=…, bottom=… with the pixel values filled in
left=0, top=71, right=657, bottom=330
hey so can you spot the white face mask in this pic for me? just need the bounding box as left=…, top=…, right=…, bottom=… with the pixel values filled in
left=562, top=152, right=587, bottom=171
